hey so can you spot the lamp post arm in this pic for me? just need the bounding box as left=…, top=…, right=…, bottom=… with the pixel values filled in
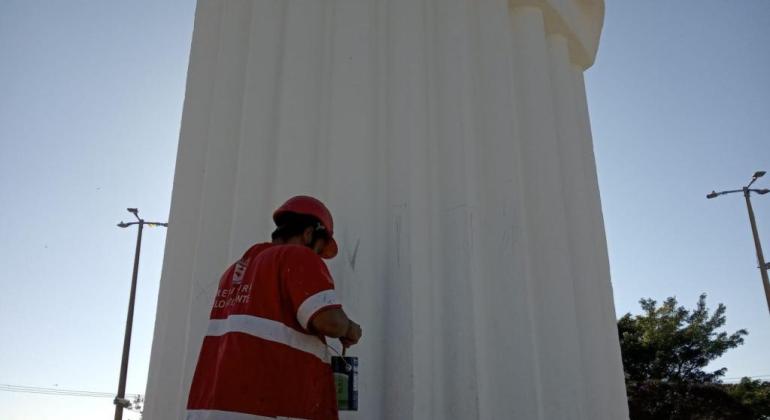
left=144, top=221, right=169, bottom=227
left=117, top=221, right=141, bottom=228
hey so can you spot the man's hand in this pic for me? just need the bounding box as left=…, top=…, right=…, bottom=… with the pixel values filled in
left=340, top=320, right=362, bottom=349
left=310, top=308, right=362, bottom=350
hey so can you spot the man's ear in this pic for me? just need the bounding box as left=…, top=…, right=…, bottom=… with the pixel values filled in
left=302, top=226, right=314, bottom=245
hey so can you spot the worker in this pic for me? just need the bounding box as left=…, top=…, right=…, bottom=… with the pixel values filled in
left=185, top=195, right=363, bottom=420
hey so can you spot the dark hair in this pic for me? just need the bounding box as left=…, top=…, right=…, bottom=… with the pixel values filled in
left=271, top=212, right=329, bottom=244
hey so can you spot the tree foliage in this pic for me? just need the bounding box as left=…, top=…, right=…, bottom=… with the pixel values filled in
left=724, top=378, right=770, bottom=419
left=616, top=294, right=765, bottom=419
left=618, top=293, right=747, bottom=383
left=625, top=381, right=752, bottom=420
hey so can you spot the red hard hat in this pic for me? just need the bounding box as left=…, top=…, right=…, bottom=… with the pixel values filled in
left=273, top=195, right=338, bottom=259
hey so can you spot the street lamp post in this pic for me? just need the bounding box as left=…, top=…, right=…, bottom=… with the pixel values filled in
left=114, top=208, right=168, bottom=420
left=707, top=171, right=770, bottom=316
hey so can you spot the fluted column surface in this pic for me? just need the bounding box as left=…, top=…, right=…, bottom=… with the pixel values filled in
left=144, top=0, right=628, bottom=418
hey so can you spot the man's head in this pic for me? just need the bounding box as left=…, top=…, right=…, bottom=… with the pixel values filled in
left=271, top=212, right=330, bottom=255
left=272, top=196, right=338, bottom=259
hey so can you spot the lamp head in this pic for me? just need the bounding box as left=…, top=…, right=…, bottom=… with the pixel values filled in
left=706, top=191, right=719, bottom=199
left=753, top=171, right=766, bottom=179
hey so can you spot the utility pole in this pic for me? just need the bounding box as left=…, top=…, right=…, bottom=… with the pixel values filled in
left=114, top=208, right=168, bottom=420
left=707, top=171, right=770, bottom=316
left=743, top=186, right=770, bottom=315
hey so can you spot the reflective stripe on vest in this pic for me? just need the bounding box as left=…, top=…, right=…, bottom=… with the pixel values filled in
left=186, top=409, right=310, bottom=420
left=206, top=314, right=330, bottom=363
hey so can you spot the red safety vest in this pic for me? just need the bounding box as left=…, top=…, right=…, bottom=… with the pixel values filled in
left=186, top=243, right=342, bottom=420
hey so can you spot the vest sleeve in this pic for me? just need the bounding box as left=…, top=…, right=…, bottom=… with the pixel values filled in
left=282, top=248, right=342, bottom=331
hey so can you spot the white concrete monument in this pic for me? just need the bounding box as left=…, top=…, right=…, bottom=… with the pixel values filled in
left=144, top=0, right=629, bottom=418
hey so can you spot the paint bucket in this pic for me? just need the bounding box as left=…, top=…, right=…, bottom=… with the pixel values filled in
left=332, top=356, right=358, bottom=411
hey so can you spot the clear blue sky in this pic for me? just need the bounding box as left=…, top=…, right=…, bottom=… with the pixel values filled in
left=0, top=1, right=768, bottom=419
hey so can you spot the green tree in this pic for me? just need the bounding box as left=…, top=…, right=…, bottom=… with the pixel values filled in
left=618, top=293, right=747, bottom=383
left=725, top=378, right=770, bottom=419
left=618, top=294, right=751, bottom=419
left=625, top=381, right=752, bottom=420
